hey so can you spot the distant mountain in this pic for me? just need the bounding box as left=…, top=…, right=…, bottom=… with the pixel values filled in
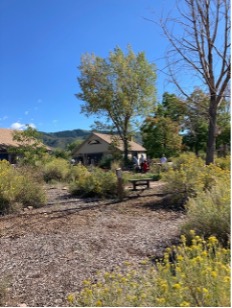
left=40, top=129, right=91, bottom=149
left=40, top=129, right=142, bottom=149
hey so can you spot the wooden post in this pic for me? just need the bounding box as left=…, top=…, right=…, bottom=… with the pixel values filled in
left=116, top=168, right=123, bottom=201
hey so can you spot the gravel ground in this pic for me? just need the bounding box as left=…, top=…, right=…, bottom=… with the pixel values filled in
left=0, top=183, right=186, bottom=307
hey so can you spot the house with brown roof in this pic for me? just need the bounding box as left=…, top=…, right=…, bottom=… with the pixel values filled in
left=73, top=131, right=147, bottom=165
left=0, top=128, right=21, bottom=163
left=0, top=128, right=49, bottom=163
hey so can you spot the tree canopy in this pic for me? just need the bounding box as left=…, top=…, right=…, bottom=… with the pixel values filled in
left=142, top=116, right=182, bottom=158
left=76, top=45, right=157, bottom=163
left=142, top=93, right=184, bottom=158
left=142, top=89, right=230, bottom=158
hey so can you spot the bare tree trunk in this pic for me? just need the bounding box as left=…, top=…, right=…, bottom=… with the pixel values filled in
left=123, top=137, right=129, bottom=165
left=206, top=97, right=217, bottom=165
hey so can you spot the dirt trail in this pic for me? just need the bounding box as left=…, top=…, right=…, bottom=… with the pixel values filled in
left=0, top=183, right=185, bottom=307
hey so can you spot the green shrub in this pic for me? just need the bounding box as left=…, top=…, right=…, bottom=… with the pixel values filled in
left=16, top=175, right=46, bottom=208
left=68, top=234, right=230, bottom=307
left=69, top=166, right=118, bottom=198
left=68, top=163, right=90, bottom=182
left=0, top=160, right=46, bottom=214
left=43, top=158, right=71, bottom=182
left=98, top=157, right=113, bottom=169
left=182, top=181, right=230, bottom=246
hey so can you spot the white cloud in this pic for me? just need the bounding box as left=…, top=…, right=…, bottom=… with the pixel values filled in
left=11, top=122, right=26, bottom=130
left=11, top=122, right=36, bottom=130
left=24, top=111, right=29, bottom=115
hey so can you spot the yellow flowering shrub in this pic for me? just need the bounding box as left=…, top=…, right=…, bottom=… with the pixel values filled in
left=162, top=153, right=230, bottom=206
left=214, top=155, right=230, bottom=170
left=68, top=234, right=230, bottom=307
left=0, top=160, right=46, bottom=214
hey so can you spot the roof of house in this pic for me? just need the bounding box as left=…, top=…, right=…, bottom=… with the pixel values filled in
left=0, top=128, right=49, bottom=151
left=84, top=132, right=146, bottom=152
left=0, top=128, right=20, bottom=149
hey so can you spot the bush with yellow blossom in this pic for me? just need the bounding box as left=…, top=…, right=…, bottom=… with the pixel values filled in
left=67, top=233, right=230, bottom=307
left=162, top=153, right=230, bottom=205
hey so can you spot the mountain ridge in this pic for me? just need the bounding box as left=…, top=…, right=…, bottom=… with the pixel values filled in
left=40, top=129, right=142, bottom=149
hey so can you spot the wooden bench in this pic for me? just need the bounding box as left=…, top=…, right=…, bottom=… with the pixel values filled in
left=129, top=178, right=152, bottom=191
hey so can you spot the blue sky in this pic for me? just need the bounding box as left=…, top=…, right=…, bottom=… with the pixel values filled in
left=0, top=0, right=177, bottom=133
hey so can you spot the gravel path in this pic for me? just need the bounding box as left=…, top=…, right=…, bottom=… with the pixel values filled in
left=0, top=183, right=186, bottom=306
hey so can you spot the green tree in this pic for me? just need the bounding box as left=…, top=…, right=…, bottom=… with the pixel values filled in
left=182, top=89, right=209, bottom=155
left=159, top=92, right=187, bottom=125
left=216, top=99, right=231, bottom=156
left=66, top=139, right=83, bottom=155
left=141, top=92, right=184, bottom=158
left=160, top=0, right=230, bottom=164
left=12, top=126, right=48, bottom=166
left=142, top=116, right=182, bottom=158
left=76, top=45, right=156, bottom=164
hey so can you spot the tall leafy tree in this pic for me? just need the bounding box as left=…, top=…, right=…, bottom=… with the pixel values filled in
left=142, top=116, right=182, bottom=158
left=160, top=92, right=187, bottom=125
left=76, top=45, right=157, bottom=163
left=159, top=0, right=230, bottom=164
left=142, top=92, right=184, bottom=158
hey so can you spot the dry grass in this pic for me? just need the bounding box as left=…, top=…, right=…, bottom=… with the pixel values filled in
left=0, top=183, right=185, bottom=306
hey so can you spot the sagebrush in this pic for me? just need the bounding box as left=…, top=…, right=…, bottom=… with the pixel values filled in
left=0, top=160, right=46, bottom=214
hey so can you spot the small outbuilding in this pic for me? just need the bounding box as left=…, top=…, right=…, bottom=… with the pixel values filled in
left=72, top=131, right=147, bottom=165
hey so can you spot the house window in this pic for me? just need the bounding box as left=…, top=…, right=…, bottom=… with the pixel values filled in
left=88, top=140, right=101, bottom=145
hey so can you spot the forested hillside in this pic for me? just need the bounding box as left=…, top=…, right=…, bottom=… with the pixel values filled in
left=40, top=129, right=90, bottom=149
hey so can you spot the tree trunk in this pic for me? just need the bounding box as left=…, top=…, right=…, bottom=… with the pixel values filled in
left=195, top=146, right=199, bottom=157
left=206, top=97, right=217, bottom=165
left=123, top=137, right=129, bottom=166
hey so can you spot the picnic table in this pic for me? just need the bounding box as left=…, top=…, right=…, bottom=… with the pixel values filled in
left=129, top=178, right=152, bottom=191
